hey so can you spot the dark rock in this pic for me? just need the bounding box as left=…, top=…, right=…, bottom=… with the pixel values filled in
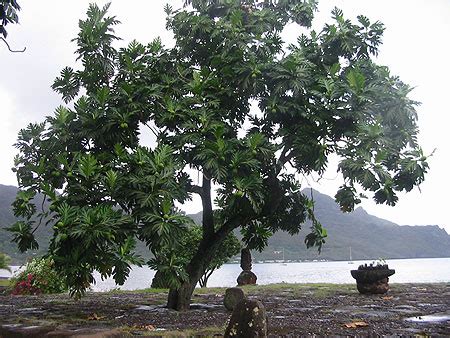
left=224, top=287, right=245, bottom=311
left=237, top=270, right=257, bottom=286
left=134, top=305, right=158, bottom=311
left=0, top=324, right=55, bottom=338
left=225, top=299, right=267, bottom=338
left=351, top=269, right=395, bottom=294
left=190, top=303, right=220, bottom=310
left=351, top=269, right=395, bottom=283
left=356, top=277, right=390, bottom=294
left=17, top=307, right=45, bottom=314
left=47, top=328, right=129, bottom=337
left=240, top=248, right=252, bottom=271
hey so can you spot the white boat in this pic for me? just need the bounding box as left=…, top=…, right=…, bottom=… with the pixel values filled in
left=348, top=246, right=354, bottom=264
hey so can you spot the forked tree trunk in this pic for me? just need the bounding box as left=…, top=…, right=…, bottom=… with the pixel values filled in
left=166, top=228, right=233, bottom=310
left=166, top=174, right=251, bottom=310
left=166, top=240, right=217, bottom=310
left=166, top=257, right=208, bottom=310
left=199, top=268, right=215, bottom=288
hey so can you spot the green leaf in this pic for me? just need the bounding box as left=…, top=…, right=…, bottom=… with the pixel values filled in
left=6, top=221, right=39, bottom=252
left=77, top=154, right=98, bottom=179
left=347, top=68, right=365, bottom=94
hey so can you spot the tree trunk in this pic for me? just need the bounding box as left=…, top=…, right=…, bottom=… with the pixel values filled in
left=199, top=268, right=215, bottom=288
left=167, top=280, right=196, bottom=311
left=166, top=257, right=207, bottom=310
left=166, top=171, right=248, bottom=310
left=166, top=241, right=215, bottom=310
left=166, top=226, right=236, bottom=310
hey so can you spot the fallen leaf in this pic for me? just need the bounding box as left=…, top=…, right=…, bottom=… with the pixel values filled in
left=343, top=321, right=369, bottom=328
left=382, top=296, right=393, bottom=300
left=87, top=313, right=105, bottom=321
left=131, top=324, right=156, bottom=331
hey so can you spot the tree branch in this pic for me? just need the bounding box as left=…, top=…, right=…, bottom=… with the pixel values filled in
left=187, top=184, right=203, bottom=196
left=276, top=138, right=293, bottom=174
left=144, top=122, right=159, bottom=138
left=1, top=37, right=26, bottom=53
left=201, top=174, right=214, bottom=239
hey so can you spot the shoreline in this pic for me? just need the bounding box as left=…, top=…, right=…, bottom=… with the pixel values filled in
left=5, top=255, right=450, bottom=267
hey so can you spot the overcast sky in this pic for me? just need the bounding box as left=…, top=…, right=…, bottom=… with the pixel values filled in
left=1, top=0, right=449, bottom=233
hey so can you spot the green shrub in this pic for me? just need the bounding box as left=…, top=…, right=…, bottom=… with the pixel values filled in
left=10, top=257, right=67, bottom=295
left=0, top=252, right=11, bottom=272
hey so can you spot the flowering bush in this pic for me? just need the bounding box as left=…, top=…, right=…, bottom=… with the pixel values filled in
left=11, top=273, right=41, bottom=295
left=10, top=257, right=67, bottom=295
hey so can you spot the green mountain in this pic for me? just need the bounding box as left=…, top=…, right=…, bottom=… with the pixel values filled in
left=189, top=190, right=450, bottom=261
left=1, top=184, right=449, bottom=264
left=0, top=184, right=51, bottom=264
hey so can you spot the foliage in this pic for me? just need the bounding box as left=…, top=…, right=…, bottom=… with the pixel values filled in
left=358, top=258, right=388, bottom=270
left=9, top=257, right=67, bottom=295
left=11, top=1, right=428, bottom=307
left=0, top=252, right=11, bottom=272
left=151, top=225, right=241, bottom=288
left=0, top=0, right=20, bottom=38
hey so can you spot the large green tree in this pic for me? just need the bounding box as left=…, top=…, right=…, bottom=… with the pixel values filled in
left=10, top=1, right=428, bottom=310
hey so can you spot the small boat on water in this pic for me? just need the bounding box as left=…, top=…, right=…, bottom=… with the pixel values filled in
left=348, top=246, right=354, bottom=264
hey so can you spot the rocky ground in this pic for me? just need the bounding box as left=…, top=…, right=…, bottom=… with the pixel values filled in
left=0, top=283, right=449, bottom=337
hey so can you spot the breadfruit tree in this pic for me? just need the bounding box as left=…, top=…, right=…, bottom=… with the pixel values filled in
left=10, top=0, right=428, bottom=310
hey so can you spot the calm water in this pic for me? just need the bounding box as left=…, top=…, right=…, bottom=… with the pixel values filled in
left=3, top=257, right=449, bottom=291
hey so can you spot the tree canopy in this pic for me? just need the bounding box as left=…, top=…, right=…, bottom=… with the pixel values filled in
left=0, top=0, right=19, bottom=37
left=10, top=1, right=428, bottom=310
left=0, top=0, right=25, bottom=52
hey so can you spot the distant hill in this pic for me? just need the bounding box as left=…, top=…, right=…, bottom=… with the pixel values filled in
left=0, top=184, right=51, bottom=264
left=1, top=184, right=450, bottom=264
left=187, top=190, right=450, bottom=261
left=256, top=190, right=450, bottom=261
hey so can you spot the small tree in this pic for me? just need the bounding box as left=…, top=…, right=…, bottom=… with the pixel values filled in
left=151, top=225, right=240, bottom=288
left=10, top=1, right=428, bottom=310
left=0, top=252, right=11, bottom=272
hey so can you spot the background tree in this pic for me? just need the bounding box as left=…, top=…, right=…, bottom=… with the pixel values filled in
left=10, top=1, right=428, bottom=310
left=0, top=252, right=11, bottom=272
left=151, top=225, right=241, bottom=288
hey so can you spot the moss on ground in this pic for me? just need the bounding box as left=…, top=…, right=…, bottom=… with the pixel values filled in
left=106, top=282, right=356, bottom=299
left=121, top=325, right=225, bottom=337
left=0, top=279, right=10, bottom=287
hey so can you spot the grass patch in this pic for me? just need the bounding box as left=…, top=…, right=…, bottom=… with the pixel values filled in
left=122, top=325, right=225, bottom=337
left=194, top=287, right=227, bottom=295
left=127, top=287, right=169, bottom=294
left=241, top=283, right=355, bottom=298
left=0, top=279, right=10, bottom=287
left=100, top=283, right=356, bottom=300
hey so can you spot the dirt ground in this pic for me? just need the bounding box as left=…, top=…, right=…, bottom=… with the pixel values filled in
left=0, top=283, right=449, bottom=337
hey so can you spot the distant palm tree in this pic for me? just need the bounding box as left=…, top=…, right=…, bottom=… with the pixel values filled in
left=0, top=252, right=11, bottom=272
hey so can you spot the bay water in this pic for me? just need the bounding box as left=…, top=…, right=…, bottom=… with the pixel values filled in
left=2, top=257, right=449, bottom=292
left=92, top=257, right=450, bottom=291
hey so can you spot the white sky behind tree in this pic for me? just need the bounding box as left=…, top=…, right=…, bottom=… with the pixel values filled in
left=0, top=0, right=449, bottom=233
